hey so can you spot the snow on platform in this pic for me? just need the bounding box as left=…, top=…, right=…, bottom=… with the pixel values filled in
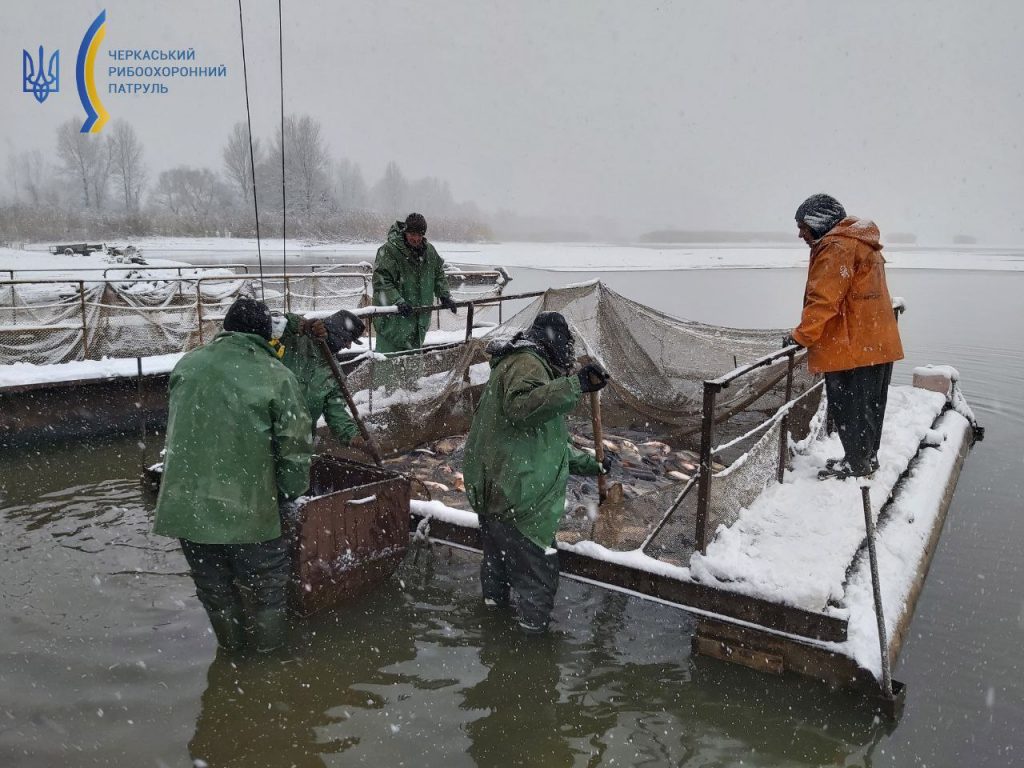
left=689, top=385, right=949, bottom=614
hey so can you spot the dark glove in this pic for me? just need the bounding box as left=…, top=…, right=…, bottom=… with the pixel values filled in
left=395, top=301, right=414, bottom=319
left=299, top=318, right=327, bottom=339
left=600, top=456, right=613, bottom=475
left=577, top=362, right=610, bottom=393
left=782, top=333, right=804, bottom=349
left=439, top=295, right=458, bottom=314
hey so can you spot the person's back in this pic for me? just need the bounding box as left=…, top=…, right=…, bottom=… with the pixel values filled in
left=153, top=297, right=312, bottom=654
left=154, top=330, right=312, bottom=543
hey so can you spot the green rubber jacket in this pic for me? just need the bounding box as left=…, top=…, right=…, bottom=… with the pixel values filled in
left=371, top=221, right=452, bottom=353
left=153, top=331, right=313, bottom=544
left=463, top=344, right=602, bottom=549
left=280, top=313, right=358, bottom=445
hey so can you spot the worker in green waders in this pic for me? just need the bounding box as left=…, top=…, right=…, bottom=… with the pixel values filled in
left=153, top=297, right=312, bottom=653
left=371, top=213, right=458, bottom=354
left=463, top=311, right=611, bottom=633
left=271, top=308, right=367, bottom=449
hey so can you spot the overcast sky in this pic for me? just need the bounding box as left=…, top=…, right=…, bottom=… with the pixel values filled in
left=4, top=0, right=1023, bottom=243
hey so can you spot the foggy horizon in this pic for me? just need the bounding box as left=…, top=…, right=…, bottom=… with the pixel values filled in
left=3, top=1, right=1023, bottom=244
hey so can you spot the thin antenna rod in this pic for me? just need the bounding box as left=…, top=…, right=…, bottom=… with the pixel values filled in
left=237, top=0, right=265, bottom=299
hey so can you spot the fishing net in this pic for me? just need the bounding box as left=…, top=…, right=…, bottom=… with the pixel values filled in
left=0, top=266, right=507, bottom=365
left=352, top=281, right=821, bottom=560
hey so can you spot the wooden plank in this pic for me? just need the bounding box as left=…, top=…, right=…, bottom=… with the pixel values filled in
left=693, top=634, right=784, bottom=675
left=409, top=513, right=848, bottom=642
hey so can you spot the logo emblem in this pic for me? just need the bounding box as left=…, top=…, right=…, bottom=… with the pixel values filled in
left=76, top=9, right=109, bottom=133
left=22, top=46, right=60, bottom=103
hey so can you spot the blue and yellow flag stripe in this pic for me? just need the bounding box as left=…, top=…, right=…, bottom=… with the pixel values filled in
left=76, top=10, right=109, bottom=133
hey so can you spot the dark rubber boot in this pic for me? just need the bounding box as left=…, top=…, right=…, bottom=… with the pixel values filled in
left=253, top=609, right=288, bottom=654
left=207, top=607, right=245, bottom=652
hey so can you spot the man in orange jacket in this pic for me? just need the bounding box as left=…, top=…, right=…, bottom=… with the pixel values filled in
left=785, top=194, right=904, bottom=480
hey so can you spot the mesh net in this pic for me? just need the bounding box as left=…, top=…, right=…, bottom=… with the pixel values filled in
left=0, top=266, right=507, bottom=365
left=356, top=281, right=821, bottom=561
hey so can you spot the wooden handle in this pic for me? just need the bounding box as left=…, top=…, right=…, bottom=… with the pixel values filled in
left=316, top=338, right=384, bottom=466
left=590, top=390, right=607, bottom=504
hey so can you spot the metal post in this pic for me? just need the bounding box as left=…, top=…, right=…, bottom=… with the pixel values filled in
left=695, top=382, right=719, bottom=553
left=137, top=356, right=147, bottom=473
left=284, top=274, right=291, bottom=314
left=78, top=280, right=89, bottom=359
left=464, top=302, right=475, bottom=342
left=196, top=281, right=205, bottom=345
left=861, top=484, right=894, bottom=700
left=498, top=297, right=503, bottom=324
left=777, top=350, right=796, bottom=484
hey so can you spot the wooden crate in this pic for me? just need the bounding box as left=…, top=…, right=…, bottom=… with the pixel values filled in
left=285, top=455, right=410, bottom=617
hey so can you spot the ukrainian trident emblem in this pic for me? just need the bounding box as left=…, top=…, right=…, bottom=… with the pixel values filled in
left=23, top=46, right=60, bottom=103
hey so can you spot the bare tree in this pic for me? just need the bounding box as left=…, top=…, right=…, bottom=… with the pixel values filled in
left=107, top=120, right=147, bottom=212
left=7, top=150, right=55, bottom=205
left=334, top=158, right=368, bottom=210
left=410, top=175, right=456, bottom=218
left=266, top=114, right=332, bottom=215
left=372, top=161, right=408, bottom=219
left=56, top=117, right=107, bottom=209
left=222, top=121, right=262, bottom=205
left=152, top=166, right=231, bottom=231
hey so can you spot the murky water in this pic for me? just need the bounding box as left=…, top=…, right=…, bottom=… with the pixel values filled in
left=2, top=267, right=1022, bottom=767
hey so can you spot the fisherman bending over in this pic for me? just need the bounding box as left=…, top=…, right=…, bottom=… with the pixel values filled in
left=464, top=312, right=611, bottom=633
left=153, top=297, right=312, bottom=653
left=273, top=309, right=366, bottom=449
left=785, top=194, right=904, bottom=480
left=372, top=212, right=458, bottom=353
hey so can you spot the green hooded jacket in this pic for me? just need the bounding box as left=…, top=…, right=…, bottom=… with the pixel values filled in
left=463, top=343, right=601, bottom=549
left=372, top=220, right=452, bottom=353
left=153, top=331, right=313, bottom=544
left=279, top=313, right=358, bottom=445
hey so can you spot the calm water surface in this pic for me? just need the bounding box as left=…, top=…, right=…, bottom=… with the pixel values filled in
left=1, top=267, right=1021, bottom=767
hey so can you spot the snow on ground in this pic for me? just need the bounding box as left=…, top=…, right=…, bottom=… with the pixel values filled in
left=0, top=353, right=186, bottom=387
left=689, top=386, right=948, bottom=614
left=0, top=246, right=191, bottom=279
left=837, top=409, right=970, bottom=676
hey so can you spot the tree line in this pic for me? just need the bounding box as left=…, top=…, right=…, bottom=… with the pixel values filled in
left=1, top=114, right=491, bottom=243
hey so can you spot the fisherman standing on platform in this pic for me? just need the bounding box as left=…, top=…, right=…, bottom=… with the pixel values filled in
left=371, top=213, right=458, bottom=353
left=273, top=308, right=367, bottom=449
left=463, top=312, right=611, bottom=633
left=153, top=297, right=312, bottom=653
left=784, top=194, right=904, bottom=480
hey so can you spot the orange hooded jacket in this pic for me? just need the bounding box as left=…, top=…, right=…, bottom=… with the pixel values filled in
left=792, top=217, right=904, bottom=374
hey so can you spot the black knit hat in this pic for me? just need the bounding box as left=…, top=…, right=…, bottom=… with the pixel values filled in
left=526, top=311, right=576, bottom=373
left=223, top=297, right=272, bottom=341
left=795, top=194, right=847, bottom=239
left=323, top=309, right=365, bottom=353
left=404, top=212, right=427, bottom=235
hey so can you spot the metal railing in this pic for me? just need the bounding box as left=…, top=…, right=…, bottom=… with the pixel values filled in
left=692, top=303, right=906, bottom=553
left=1, top=269, right=518, bottom=363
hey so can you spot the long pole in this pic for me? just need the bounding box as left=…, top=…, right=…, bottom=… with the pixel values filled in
left=316, top=338, right=383, bottom=466
left=591, top=390, right=607, bottom=503
left=861, top=484, right=894, bottom=700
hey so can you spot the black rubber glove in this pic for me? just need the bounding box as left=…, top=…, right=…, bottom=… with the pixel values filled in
left=395, top=301, right=414, bottom=319
left=300, top=318, right=327, bottom=339
left=600, top=456, right=613, bottom=475
left=439, top=295, right=458, bottom=314
left=782, top=333, right=803, bottom=349
left=577, top=362, right=610, bottom=393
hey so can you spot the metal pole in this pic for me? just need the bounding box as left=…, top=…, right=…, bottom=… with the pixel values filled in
left=137, top=356, right=147, bottom=473
left=78, top=280, right=89, bottom=359
left=196, top=281, right=205, bottom=345
left=777, top=350, right=796, bottom=484
left=464, top=302, right=475, bottom=342
left=861, top=484, right=894, bottom=699
left=284, top=274, right=291, bottom=314
left=695, top=382, right=719, bottom=553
